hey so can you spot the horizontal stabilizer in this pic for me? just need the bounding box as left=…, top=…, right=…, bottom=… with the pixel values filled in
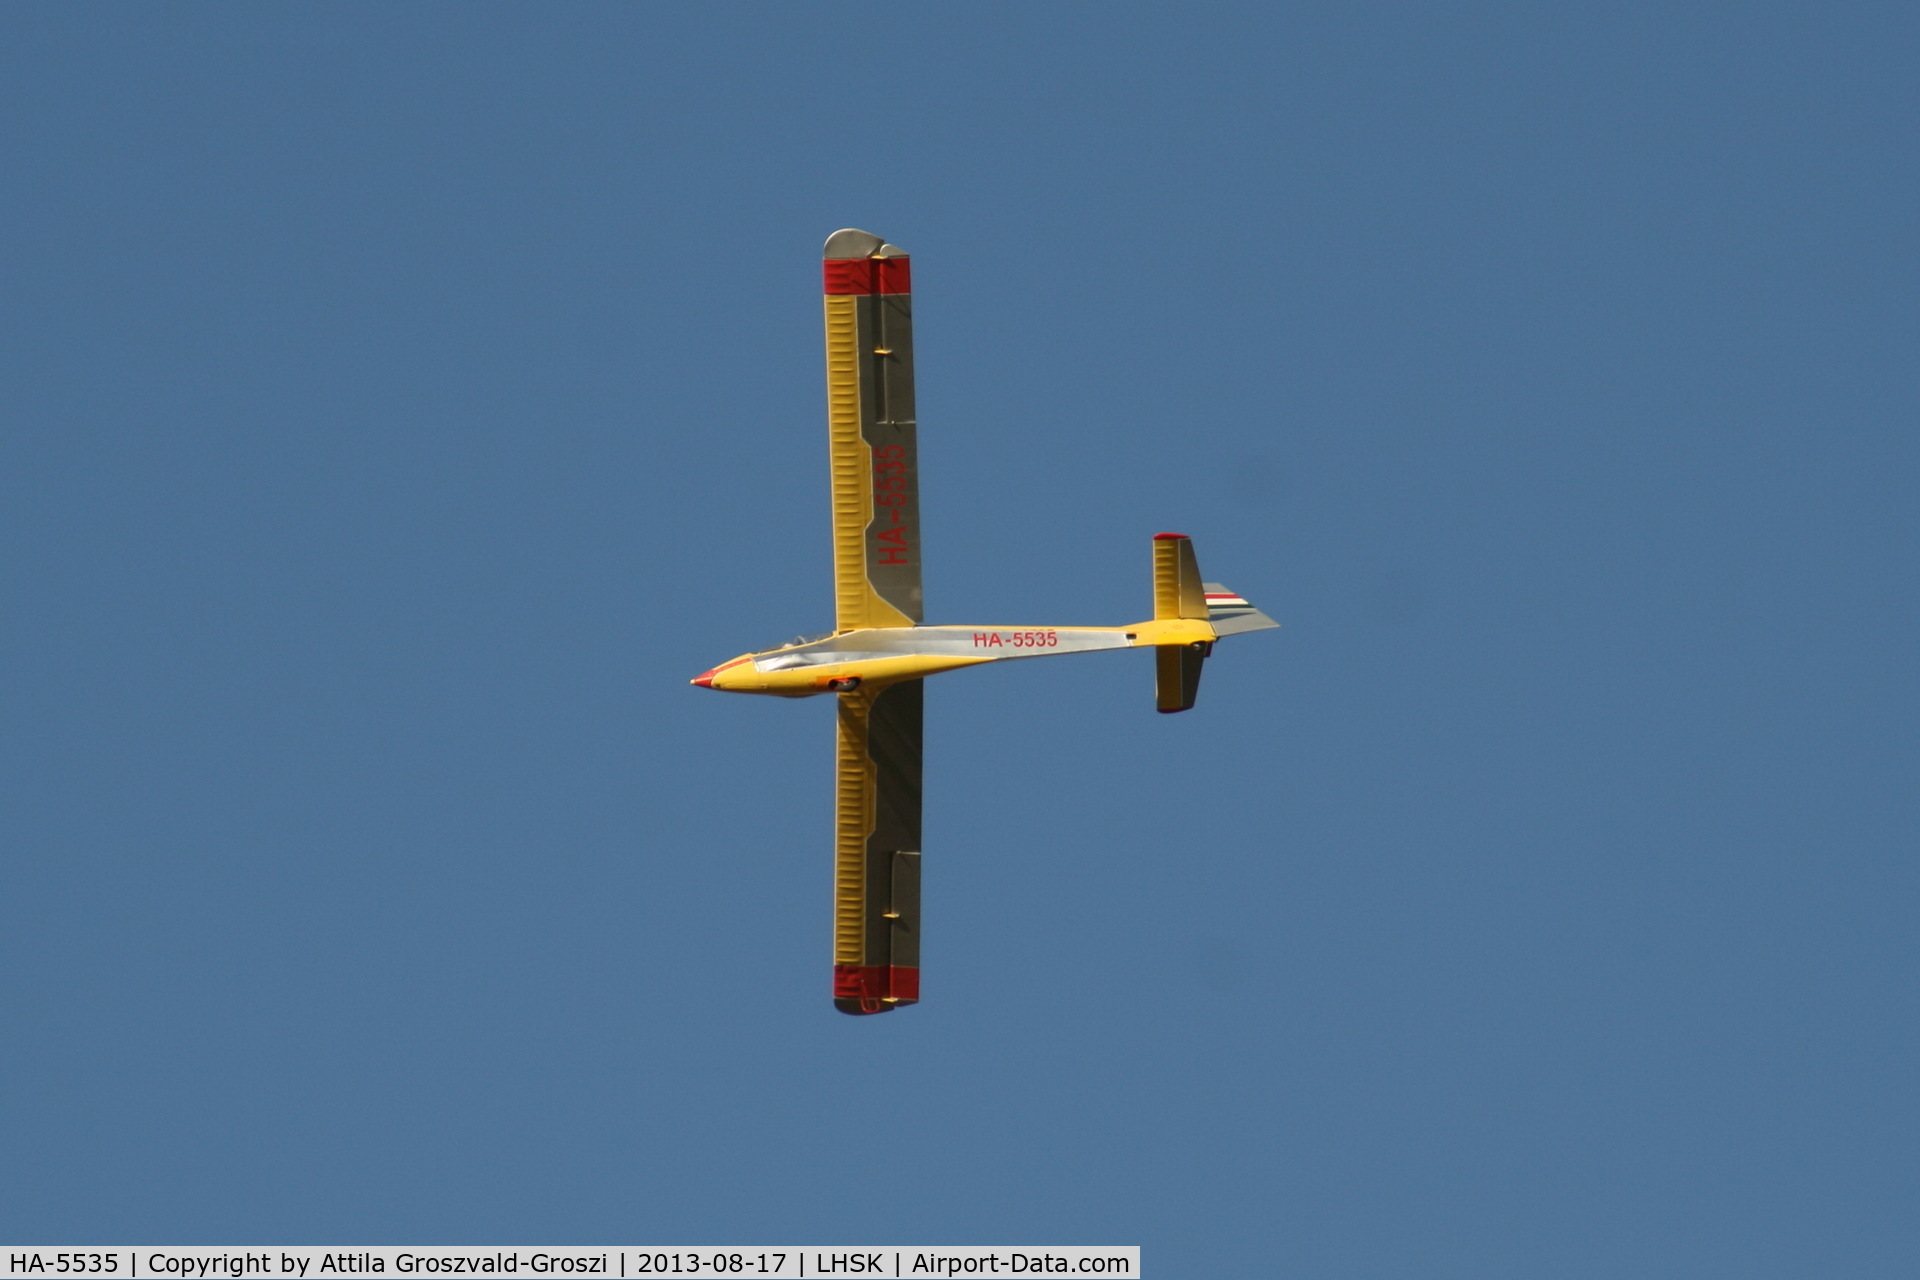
left=1156, top=642, right=1206, bottom=713
left=1153, top=533, right=1208, bottom=620
left=1203, top=583, right=1279, bottom=636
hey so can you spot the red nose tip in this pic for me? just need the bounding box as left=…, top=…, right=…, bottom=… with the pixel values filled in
left=691, top=670, right=716, bottom=688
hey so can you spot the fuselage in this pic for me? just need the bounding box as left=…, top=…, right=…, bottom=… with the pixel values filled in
left=692, top=618, right=1217, bottom=696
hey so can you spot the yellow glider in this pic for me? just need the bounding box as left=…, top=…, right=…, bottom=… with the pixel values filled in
left=692, top=229, right=1279, bottom=1015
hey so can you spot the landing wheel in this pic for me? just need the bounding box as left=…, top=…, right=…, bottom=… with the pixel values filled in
left=827, top=676, right=863, bottom=692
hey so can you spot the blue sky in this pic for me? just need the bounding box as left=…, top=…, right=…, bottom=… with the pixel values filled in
left=2, top=4, right=1915, bottom=1275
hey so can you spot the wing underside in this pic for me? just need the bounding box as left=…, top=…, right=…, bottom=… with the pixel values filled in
left=824, top=229, right=925, bottom=1015
left=834, top=679, right=922, bottom=1014
left=824, top=228, right=921, bottom=631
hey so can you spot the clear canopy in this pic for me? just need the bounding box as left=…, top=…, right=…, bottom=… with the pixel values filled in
left=764, top=631, right=832, bottom=653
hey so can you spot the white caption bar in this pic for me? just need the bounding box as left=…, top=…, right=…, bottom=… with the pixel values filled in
left=4, top=1250, right=1139, bottom=1280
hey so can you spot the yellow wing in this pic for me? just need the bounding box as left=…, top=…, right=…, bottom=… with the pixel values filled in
left=824, top=229, right=925, bottom=1014
left=824, top=228, right=921, bottom=631
left=833, top=679, right=922, bottom=1014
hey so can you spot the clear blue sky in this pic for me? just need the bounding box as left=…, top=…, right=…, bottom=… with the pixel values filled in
left=3, top=4, right=1915, bottom=1274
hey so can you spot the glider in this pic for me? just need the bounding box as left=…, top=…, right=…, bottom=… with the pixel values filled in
left=692, top=229, right=1279, bottom=1015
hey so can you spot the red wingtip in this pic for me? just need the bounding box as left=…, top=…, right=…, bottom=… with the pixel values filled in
left=1153, top=531, right=1189, bottom=540
left=823, top=257, right=911, bottom=295
left=833, top=964, right=919, bottom=1014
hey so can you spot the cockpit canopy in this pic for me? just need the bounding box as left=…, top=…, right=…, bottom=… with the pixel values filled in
left=764, top=631, right=833, bottom=654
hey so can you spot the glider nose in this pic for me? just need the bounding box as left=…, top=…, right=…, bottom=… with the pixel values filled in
left=691, top=655, right=753, bottom=690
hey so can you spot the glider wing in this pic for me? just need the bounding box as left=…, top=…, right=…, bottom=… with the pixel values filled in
left=833, top=679, right=922, bottom=1014
left=824, top=229, right=921, bottom=631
